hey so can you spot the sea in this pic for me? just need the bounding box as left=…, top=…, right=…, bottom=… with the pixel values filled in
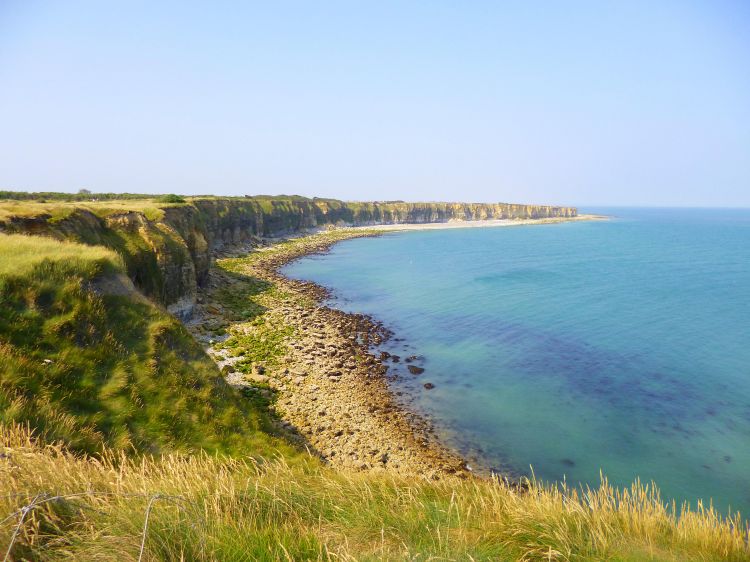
left=282, top=208, right=750, bottom=516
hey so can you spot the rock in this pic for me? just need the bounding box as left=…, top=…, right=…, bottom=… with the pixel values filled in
left=423, top=382, right=435, bottom=390
left=294, top=376, right=306, bottom=385
left=390, top=355, right=401, bottom=363
left=246, top=373, right=270, bottom=384
left=407, top=365, right=425, bottom=375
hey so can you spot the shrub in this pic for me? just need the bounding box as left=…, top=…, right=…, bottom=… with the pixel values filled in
left=157, top=194, right=186, bottom=204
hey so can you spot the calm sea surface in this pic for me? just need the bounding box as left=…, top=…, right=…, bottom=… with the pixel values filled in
left=283, top=208, right=750, bottom=515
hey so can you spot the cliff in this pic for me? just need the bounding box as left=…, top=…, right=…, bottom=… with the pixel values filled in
left=0, top=195, right=576, bottom=317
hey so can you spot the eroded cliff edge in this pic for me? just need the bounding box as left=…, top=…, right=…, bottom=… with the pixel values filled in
left=0, top=196, right=577, bottom=317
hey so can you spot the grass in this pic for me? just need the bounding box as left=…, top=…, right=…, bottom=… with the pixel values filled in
left=0, top=424, right=748, bottom=561
left=219, top=316, right=296, bottom=373
left=0, top=234, right=296, bottom=459
left=210, top=264, right=300, bottom=372
left=0, top=198, right=174, bottom=222
left=212, top=272, right=273, bottom=322
left=0, top=233, right=123, bottom=277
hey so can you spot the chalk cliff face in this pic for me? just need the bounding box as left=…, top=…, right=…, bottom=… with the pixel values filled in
left=0, top=197, right=576, bottom=317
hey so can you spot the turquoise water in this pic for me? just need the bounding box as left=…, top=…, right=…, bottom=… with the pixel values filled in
left=283, top=209, right=750, bottom=515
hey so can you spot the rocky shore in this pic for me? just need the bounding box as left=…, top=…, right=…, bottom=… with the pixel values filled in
left=186, top=228, right=469, bottom=478
left=184, top=215, right=602, bottom=478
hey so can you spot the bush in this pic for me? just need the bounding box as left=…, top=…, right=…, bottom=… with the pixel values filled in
left=157, top=194, right=186, bottom=204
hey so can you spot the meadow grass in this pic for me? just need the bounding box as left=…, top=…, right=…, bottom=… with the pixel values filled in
left=0, top=424, right=747, bottom=561
left=0, top=233, right=123, bottom=277
left=0, top=198, right=174, bottom=222
left=0, top=193, right=341, bottom=223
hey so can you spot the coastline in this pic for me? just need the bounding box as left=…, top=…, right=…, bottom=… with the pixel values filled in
left=187, top=215, right=598, bottom=478
left=360, top=213, right=606, bottom=231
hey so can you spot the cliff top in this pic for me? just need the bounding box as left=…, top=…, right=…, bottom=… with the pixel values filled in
left=0, top=192, right=574, bottom=222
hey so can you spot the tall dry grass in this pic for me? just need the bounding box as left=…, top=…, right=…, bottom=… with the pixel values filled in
left=0, top=425, right=747, bottom=561
left=0, top=233, right=123, bottom=277
left=0, top=199, right=171, bottom=222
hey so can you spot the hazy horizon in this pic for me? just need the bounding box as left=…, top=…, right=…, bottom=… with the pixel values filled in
left=1, top=2, right=749, bottom=207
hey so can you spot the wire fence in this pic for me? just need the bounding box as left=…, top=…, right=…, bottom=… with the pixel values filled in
left=1, top=491, right=193, bottom=562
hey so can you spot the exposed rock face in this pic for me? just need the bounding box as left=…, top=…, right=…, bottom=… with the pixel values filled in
left=0, top=197, right=576, bottom=317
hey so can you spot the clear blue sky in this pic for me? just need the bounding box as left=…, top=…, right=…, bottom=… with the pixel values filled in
left=1, top=1, right=748, bottom=206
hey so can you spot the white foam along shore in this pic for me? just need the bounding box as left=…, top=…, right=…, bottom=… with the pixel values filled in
left=358, top=213, right=607, bottom=232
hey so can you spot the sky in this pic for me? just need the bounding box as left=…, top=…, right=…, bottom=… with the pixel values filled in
left=0, top=1, right=748, bottom=207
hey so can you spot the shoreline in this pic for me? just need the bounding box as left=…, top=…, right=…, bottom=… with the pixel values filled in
left=188, top=229, right=469, bottom=478
left=357, top=213, right=607, bottom=232
left=188, top=215, right=599, bottom=478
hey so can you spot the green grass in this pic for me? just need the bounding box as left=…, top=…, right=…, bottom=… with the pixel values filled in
left=219, top=316, right=295, bottom=372
left=0, top=198, right=172, bottom=222
left=213, top=272, right=273, bottom=322
left=0, top=234, right=296, bottom=458
left=210, top=264, right=298, bottom=371
left=0, top=233, right=123, bottom=277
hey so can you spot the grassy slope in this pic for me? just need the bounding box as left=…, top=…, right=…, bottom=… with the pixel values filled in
left=0, top=230, right=748, bottom=561
left=0, top=233, right=295, bottom=457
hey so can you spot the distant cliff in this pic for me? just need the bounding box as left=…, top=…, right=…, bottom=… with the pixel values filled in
left=0, top=196, right=577, bottom=317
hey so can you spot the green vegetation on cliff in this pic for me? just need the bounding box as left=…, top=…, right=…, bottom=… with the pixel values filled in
left=0, top=234, right=292, bottom=457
